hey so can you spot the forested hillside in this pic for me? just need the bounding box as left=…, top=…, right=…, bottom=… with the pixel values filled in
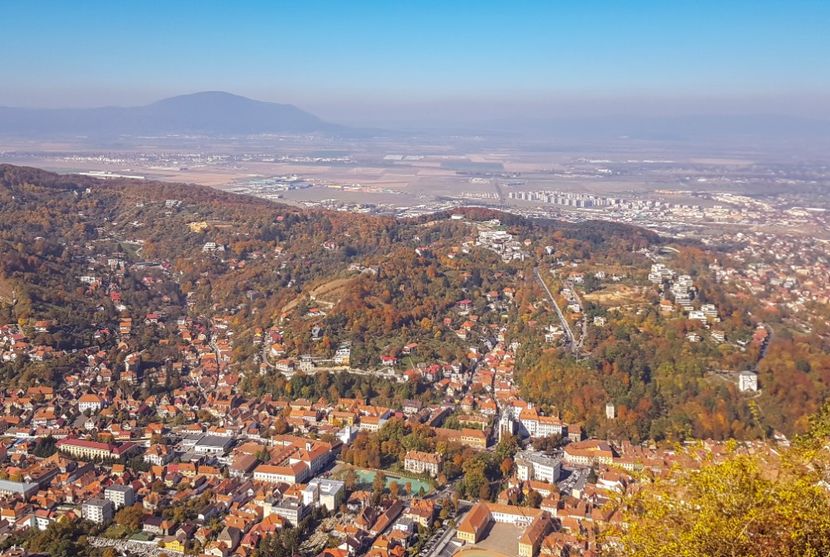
left=0, top=164, right=826, bottom=440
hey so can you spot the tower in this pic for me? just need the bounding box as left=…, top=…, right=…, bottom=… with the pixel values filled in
left=498, top=405, right=515, bottom=442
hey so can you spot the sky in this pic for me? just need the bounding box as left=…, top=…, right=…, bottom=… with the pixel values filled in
left=2, top=0, right=829, bottom=125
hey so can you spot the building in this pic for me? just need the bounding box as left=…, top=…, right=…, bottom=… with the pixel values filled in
left=302, top=478, right=345, bottom=512
left=404, top=451, right=442, bottom=478
left=78, top=393, right=103, bottom=413
left=738, top=370, right=759, bottom=392
left=456, top=502, right=492, bottom=544
left=518, top=512, right=552, bottom=557
left=0, top=479, right=39, bottom=499
left=56, top=438, right=138, bottom=460
left=267, top=499, right=309, bottom=526
left=143, top=444, right=174, bottom=466
left=404, top=498, right=435, bottom=528
left=563, top=439, right=614, bottom=466
left=253, top=462, right=310, bottom=484
left=82, top=498, right=114, bottom=525
left=498, top=406, right=516, bottom=443
left=104, top=484, right=135, bottom=509
left=435, top=427, right=487, bottom=450
left=515, top=451, right=561, bottom=484
left=193, top=435, right=234, bottom=456
left=518, top=409, right=567, bottom=439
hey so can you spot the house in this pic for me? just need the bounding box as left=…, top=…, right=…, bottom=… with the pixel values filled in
left=144, top=444, right=174, bottom=466
left=78, top=393, right=103, bottom=413
left=143, top=516, right=177, bottom=536
left=334, top=346, right=351, bottom=366
left=404, top=498, right=435, bottom=528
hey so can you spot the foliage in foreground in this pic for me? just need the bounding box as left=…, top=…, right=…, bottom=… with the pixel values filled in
left=605, top=403, right=830, bottom=557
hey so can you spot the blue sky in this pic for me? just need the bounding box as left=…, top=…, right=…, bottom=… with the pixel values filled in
left=2, top=1, right=829, bottom=121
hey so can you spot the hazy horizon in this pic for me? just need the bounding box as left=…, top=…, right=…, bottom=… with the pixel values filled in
left=3, top=0, right=830, bottom=131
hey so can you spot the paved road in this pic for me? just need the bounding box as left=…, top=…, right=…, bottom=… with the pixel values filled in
left=424, top=526, right=459, bottom=557
left=535, top=267, right=577, bottom=354
left=563, top=278, right=588, bottom=354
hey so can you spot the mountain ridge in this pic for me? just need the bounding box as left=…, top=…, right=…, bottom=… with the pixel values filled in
left=0, top=91, right=342, bottom=136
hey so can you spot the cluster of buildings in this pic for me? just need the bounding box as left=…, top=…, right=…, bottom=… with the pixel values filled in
left=475, top=220, right=529, bottom=262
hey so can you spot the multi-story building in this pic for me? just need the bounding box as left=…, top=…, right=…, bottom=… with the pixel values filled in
left=56, top=438, right=138, bottom=461
left=82, top=498, right=114, bottom=525
left=563, top=439, right=614, bottom=466
left=78, top=394, right=103, bottom=413
left=435, top=427, right=487, bottom=450
left=104, top=484, right=135, bottom=509
left=404, top=450, right=442, bottom=478
left=253, top=462, right=310, bottom=484
left=266, top=499, right=309, bottom=526
left=515, top=451, right=561, bottom=484
left=518, top=512, right=552, bottom=557
left=302, top=478, right=345, bottom=512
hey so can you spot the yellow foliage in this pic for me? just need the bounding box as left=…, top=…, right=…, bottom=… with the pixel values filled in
left=604, top=418, right=830, bottom=557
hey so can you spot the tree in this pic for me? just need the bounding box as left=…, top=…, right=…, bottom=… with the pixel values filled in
left=605, top=421, right=830, bottom=557
left=526, top=489, right=542, bottom=508
left=372, top=471, right=386, bottom=495
left=343, top=468, right=358, bottom=491
left=114, top=504, right=145, bottom=532
left=499, top=457, right=514, bottom=478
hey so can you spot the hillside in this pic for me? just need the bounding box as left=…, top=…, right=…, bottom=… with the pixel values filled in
left=0, top=164, right=827, bottom=440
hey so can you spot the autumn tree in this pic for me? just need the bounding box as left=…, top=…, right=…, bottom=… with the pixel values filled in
left=605, top=406, right=830, bottom=557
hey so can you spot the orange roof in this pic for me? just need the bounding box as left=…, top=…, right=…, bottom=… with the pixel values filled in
left=457, top=502, right=491, bottom=535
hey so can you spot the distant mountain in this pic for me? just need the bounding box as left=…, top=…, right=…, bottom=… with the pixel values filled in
left=0, top=91, right=342, bottom=136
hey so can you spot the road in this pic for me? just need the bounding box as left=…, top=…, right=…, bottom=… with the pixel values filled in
left=563, top=278, right=588, bottom=354
left=535, top=267, right=577, bottom=354
left=753, top=324, right=773, bottom=371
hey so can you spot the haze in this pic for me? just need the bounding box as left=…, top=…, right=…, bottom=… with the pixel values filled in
left=3, top=0, right=830, bottom=130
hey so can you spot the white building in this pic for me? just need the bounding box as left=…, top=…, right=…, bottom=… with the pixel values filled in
left=404, top=450, right=442, bottom=478
left=302, top=478, right=345, bottom=512
left=515, top=451, right=561, bottom=484
left=265, top=499, right=309, bottom=526
left=82, top=498, right=114, bottom=525
left=104, top=484, right=135, bottom=509
left=738, top=370, right=759, bottom=393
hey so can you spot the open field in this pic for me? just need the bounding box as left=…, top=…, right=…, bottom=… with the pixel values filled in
left=583, top=284, right=648, bottom=306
